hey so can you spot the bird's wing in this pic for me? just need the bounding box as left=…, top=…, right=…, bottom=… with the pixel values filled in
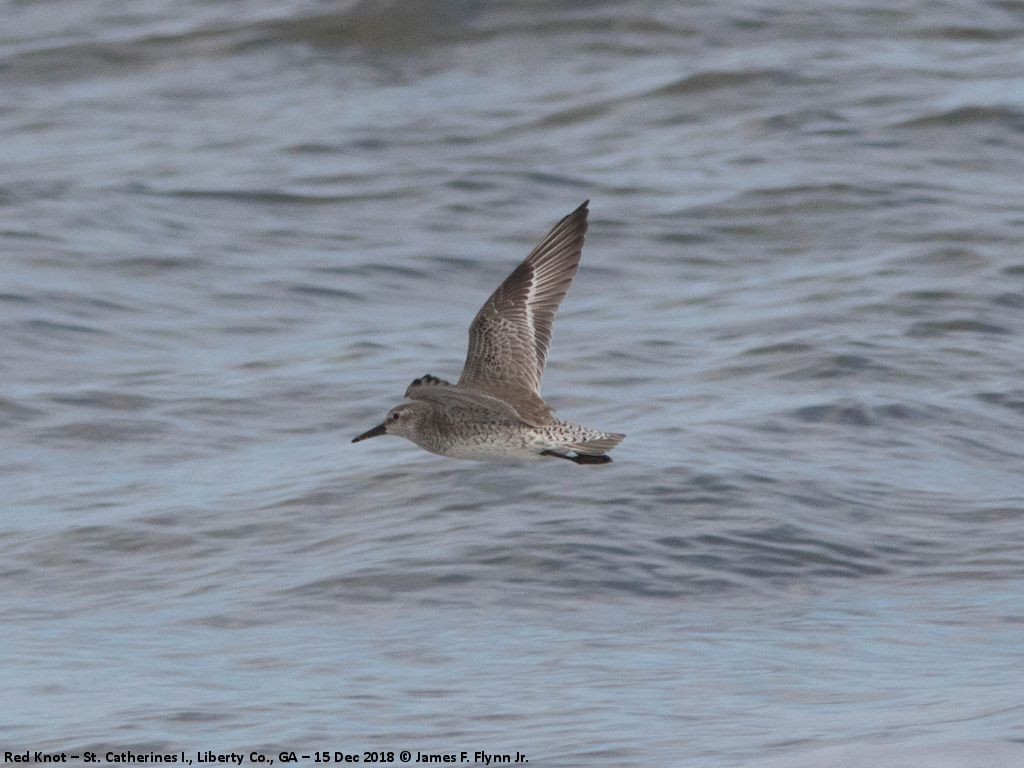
left=458, top=201, right=589, bottom=424
left=405, top=382, right=528, bottom=424
left=404, top=374, right=451, bottom=400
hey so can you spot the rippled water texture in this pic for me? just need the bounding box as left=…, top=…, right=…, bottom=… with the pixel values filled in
left=3, top=1, right=1024, bottom=765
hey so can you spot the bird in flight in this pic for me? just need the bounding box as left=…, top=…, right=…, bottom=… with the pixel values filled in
left=353, top=201, right=624, bottom=464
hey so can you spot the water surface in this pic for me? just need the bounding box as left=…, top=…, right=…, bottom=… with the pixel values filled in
left=3, top=1, right=1024, bottom=765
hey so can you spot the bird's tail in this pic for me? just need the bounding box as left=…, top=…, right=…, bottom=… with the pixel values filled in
left=563, top=430, right=625, bottom=456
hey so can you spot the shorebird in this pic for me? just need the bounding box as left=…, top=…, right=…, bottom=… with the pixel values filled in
left=352, top=201, right=624, bottom=464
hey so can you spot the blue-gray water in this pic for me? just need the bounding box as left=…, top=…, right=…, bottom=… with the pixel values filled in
left=3, top=1, right=1024, bottom=765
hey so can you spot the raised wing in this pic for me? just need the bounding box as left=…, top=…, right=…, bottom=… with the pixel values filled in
left=458, top=201, right=589, bottom=423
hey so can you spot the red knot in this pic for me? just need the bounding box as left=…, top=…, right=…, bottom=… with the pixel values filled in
left=353, top=201, right=624, bottom=465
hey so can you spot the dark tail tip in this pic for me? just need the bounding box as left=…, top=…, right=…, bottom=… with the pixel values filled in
left=570, top=453, right=612, bottom=465
left=541, top=450, right=612, bottom=465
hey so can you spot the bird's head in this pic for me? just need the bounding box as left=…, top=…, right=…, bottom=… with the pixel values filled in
left=352, top=402, right=427, bottom=444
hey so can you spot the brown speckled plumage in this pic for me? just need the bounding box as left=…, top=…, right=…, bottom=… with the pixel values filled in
left=353, top=202, right=624, bottom=464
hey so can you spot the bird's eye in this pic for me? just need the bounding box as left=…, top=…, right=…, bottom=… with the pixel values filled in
left=390, top=412, right=400, bottom=421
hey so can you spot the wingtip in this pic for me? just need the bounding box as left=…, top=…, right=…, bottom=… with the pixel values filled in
left=561, top=199, right=589, bottom=227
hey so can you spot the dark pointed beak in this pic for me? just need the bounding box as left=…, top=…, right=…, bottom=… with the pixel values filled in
left=352, top=423, right=387, bottom=443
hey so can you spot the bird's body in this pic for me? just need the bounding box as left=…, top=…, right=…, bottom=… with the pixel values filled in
left=353, top=201, right=624, bottom=465
left=383, top=379, right=622, bottom=463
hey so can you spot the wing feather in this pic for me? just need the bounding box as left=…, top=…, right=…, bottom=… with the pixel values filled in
left=405, top=383, right=527, bottom=424
left=458, top=201, right=589, bottom=423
